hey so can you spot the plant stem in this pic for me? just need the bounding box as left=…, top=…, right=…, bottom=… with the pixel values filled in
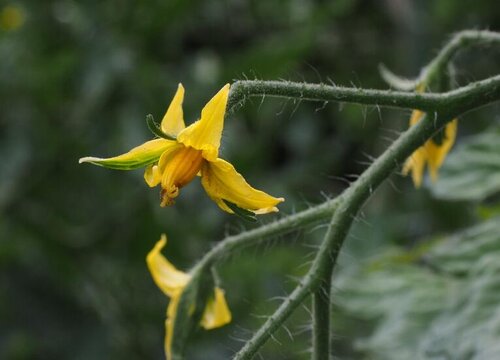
left=227, top=74, right=500, bottom=116
left=425, top=30, right=500, bottom=80
left=232, top=112, right=440, bottom=360
left=194, top=197, right=340, bottom=270
left=233, top=75, right=500, bottom=358
left=380, top=30, right=500, bottom=90
left=205, top=31, right=500, bottom=360
left=312, top=280, right=332, bottom=360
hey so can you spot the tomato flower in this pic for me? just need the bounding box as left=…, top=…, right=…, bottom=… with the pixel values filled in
left=80, top=84, right=284, bottom=215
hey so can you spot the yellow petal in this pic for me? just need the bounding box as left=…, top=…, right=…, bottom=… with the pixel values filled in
left=402, top=146, right=426, bottom=188
left=165, top=293, right=181, bottom=360
left=426, top=119, right=458, bottom=182
left=409, top=109, right=424, bottom=126
left=79, top=139, right=177, bottom=170
left=144, top=164, right=162, bottom=187
left=200, top=287, right=232, bottom=330
left=201, top=158, right=284, bottom=214
left=161, top=84, right=186, bottom=137
left=177, top=84, right=230, bottom=161
left=144, top=143, right=183, bottom=187
left=146, top=235, right=190, bottom=298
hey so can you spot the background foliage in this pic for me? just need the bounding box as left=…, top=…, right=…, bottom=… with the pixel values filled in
left=1, top=1, right=500, bottom=359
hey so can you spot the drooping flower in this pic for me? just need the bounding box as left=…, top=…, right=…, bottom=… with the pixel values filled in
left=80, top=84, right=284, bottom=214
left=147, top=234, right=231, bottom=360
left=402, top=108, right=458, bottom=188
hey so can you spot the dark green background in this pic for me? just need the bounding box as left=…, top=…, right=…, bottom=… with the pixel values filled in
left=1, top=1, right=499, bottom=359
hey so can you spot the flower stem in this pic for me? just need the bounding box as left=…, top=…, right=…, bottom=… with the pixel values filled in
left=209, top=31, right=500, bottom=360
left=312, top=281, right=332, bottom=360
left=425, top=30, right=500, bottom=81
left=194, top=197, right=340, bottom=271
left=232, top=112, right=441, bottom=360
left=380, top=30, right=500, bottom=90
left=227, top=74, right=500, bottom=117
left=232, top=79, right=500, bottom=358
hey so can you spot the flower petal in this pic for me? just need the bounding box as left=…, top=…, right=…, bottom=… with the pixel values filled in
left=426, top=119, right=458, bottom=182
left=146, top=234, right=190, bottom=298
left=201, top=158, right=284, bottom=214
left=144, top=143, right=183, bottom=187
left=165, top=294, right=181, bottom=360
left=144, top=164, right=162, bottom=187
left=409, top=109, right=424, bottom=126
left=177, top=84, right=230, bottom=161
left=161, top=83, right=186, bottom=137
left=79, top=139, right=177, bottom=170
left=200, top=287, right=232, bottom=330
left=402, top=146, right=426, bottom=188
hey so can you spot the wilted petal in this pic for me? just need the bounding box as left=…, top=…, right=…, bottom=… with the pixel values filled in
left=79, top=139, right=177, bottom=170
left=161, top=84, right=186, bottom=137
left=201, top=158, right=284, bottom=214
left=177, top=84, right=230, bottom=161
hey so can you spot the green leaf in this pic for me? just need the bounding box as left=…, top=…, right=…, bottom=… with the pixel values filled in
left=146, top=114, right=177, bottom=141
left=223, top=200, right=257, bottom=222
left=336, top=218, right=500, bottom=360
left=430, top=127, right=500, bottom=202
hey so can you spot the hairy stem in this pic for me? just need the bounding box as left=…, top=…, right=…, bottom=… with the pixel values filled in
left=227, top=74, right=500, bottom=116
left=186, top=31, right=500, bottom=360
left=380, top=30, right=500, bottom=90
left=425, top=30, right=500, bottom=80
left=231, top=72, right=500, bottom=358
left=194, top=197, right=339, bottom=270
left=312, top=281, right=332, bottom=360
left=232, top=112, right=444, bottom=360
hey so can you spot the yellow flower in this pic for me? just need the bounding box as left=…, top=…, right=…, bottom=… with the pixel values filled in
left=402, top=109, right=458, bottom=188
left=80, top=84, right=284, bottom=214
left=147, top=234, right=231, bottom=360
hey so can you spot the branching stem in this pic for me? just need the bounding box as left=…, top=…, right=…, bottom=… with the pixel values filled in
left=225, top=31, right=500, bottom=360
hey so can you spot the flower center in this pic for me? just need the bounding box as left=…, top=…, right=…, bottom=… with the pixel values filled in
left=160, top=146, right=204, bottom=207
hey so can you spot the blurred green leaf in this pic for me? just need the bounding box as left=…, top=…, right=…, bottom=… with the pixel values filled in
left=430, top=127, right=500, bottom=202
left=337, top=217, right=500, bottom=359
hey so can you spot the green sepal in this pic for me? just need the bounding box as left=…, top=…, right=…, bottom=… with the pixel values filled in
left=223, top=200, right=258, bottom=222
left=146, top=114, right=176, bottom=140
left=170, top=267, right=213, bottom=360
left=79, top=138, right=173, bottom=170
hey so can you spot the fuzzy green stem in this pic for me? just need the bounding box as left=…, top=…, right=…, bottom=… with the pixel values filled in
left=193, top=197, right=340, bottom=271
left=232, top=111, right=448, bottom=360
left=424, top=30, right=500, bottom=81
left=231, top=72, right=500, bottom=358
left=194, top=31, right=500, bottom=360
left=227, top=74, right=500, bottom=116
left=312, top=281, right=332, bottom=360
left=380, top=30, right=500, bottom=90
